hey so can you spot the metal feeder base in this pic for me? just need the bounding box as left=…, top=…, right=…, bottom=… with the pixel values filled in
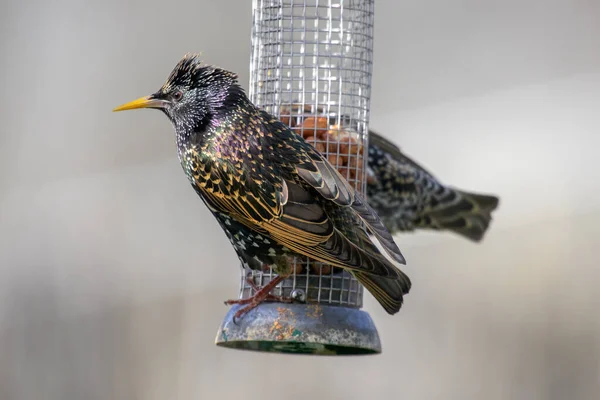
left=215, top=302, right=381, bottom=355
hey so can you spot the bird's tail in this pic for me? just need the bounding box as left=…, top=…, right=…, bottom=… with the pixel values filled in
left=353, top=270, right=411, bottom=315
left=416, top=188, right=500, bottom=242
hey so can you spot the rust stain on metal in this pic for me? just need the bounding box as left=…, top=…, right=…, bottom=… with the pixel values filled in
left=306, top=304, right=323, bottom=319
left=277, top=307, right=295, bottom=320
left=269, top=307, right=301, bottom=340
left=269, top=320, right=283, bottom=335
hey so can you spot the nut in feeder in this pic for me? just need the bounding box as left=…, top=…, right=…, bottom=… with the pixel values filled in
left=215, top=0, right=405, bottom=355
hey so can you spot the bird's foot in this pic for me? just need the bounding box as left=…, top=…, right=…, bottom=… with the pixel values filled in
left=224, top=275, right=290, bottom=323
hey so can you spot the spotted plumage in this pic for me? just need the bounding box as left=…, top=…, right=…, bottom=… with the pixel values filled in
left=366, top=131, right=500, bottom=242
left=113, top=54, right=411, bottom=318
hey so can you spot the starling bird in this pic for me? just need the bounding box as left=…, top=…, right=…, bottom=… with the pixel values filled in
left=113, top=54, right=411, bottom=319
left=366, top=131, right=500, bottom=242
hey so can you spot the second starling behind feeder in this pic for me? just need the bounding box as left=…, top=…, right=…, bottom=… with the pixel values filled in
left=366, top=132, right=500, bottom=242
left=279, top=105, right=500, bottom=243
left=113, top=54, right=411, bottom=320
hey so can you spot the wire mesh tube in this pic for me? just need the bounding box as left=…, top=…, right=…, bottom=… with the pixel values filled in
left=241, top=0, right=375, bottom=308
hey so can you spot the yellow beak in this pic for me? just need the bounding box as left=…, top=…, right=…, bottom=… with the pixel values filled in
left=113, top=95, right=167, bottom=112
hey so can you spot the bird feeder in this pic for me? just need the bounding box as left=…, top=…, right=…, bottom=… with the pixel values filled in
left=215, top=0, right=380, bottom=355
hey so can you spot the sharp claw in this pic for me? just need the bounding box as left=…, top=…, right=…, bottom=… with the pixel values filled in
left=233, top=307, right=248, bottom=325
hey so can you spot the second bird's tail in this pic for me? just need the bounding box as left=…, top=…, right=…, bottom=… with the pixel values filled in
left=416, top=188, right=500, bottom=242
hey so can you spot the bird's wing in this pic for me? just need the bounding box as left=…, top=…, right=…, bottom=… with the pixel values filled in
left=368, top=131, right=500, bottom=241
left=368, top=129, right=403, bottom=156
left=184, top=116, right=405, bottom=277
left=259, top=116, right=406, bottom=269
left=188, top=146, right=399, bottom=277
left=264, top=180, right=403, bottom=278
left=369, top=130, right=437, bottom=178
left=181, top=143, right=284, bottom=226
left=279, top=126, right=405, bottom=266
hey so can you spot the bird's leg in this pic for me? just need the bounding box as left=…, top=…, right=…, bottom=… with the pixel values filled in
left=224, top=274, right=289, bottom=307
left=244, top=275, right=287, bottom=302
left=225, top=275, right=292, bottom=322
left=225, top=256, right=295, bottom=322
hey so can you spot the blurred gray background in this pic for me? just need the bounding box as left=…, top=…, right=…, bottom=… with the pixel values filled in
left=1, top=0, right=599, bottom=399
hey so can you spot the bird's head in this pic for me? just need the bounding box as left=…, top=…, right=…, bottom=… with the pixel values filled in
left=113, top=53, right=242, bottom=132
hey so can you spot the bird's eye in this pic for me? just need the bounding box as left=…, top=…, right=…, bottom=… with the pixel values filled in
left=172, top=90, right=183, bottom=102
